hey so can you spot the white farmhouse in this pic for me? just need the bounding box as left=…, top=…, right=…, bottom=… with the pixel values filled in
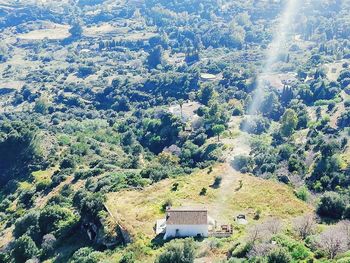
left=163, top=208, right=208, bottom=240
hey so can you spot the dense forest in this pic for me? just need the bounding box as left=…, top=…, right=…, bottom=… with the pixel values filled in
left=0, top=0, right=350, bottom=262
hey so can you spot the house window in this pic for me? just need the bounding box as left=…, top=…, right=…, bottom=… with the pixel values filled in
left=175, top=229, right=179, bottom=236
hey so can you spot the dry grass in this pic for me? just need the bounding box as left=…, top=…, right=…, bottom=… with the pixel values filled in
left=32, top=168, right=55, bottom=182
left=18, top=23, right=70, bottom=40
left=105, top=163, right=312, bottom=241
left=83, top=23, right=124, bottom=37
left=324, top=60, right=345, bottom=82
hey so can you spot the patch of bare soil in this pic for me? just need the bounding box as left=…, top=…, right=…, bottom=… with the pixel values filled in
left=208, top=132, right=251, bottom=223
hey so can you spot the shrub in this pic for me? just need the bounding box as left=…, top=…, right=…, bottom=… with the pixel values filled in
left=41, top=234, right=56, bottom=257
left=162, top=199, right=173, bottom=211
left=213, top=176, right=222, bottom=188
left=35, top=178, right=51, bottom=191
left=273, top=235, right=311, bottom=261
left=119, top=252, right=135, bottom=263
left=254, top=209, right=261, bottom=220
left=70, top=247, right=104, bottom=263
left=39, top=205, right=80, bottom=237
left=240, top=116, right=270, bottom=135
left=73, top=190, right=105, bottom=221
left=60, top=157, right=76, bottom=169
left=14, top=211, right=41, bottom=242
left=295, top=186, right=310, bottom=201
left=12, top=235, right=40, bottom=263
left=230, top=242, right=252, bottom=258
left=18, top=188, right=36, bottom=208
left=156, top=238, right=195, bottom=263
left=267, top=248, right=292, bottom=263
left=316, top=192, right=345, bottom=219
left=232, top=155, right=253, bottom=173
left=0, top=252, right=10, bottom=263
left=33, top=99, right=48, bottom=114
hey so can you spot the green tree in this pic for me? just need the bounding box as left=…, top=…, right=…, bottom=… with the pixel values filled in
left=41, top=234, right=56, bottom=258
left=33, top=99, right=48, bottom=114
left=147, top=45, right=163, bottom=69
left=316, top=192, right=345, bottom=219
left=12, top=235, right=40, bottom=263
left=14, top=211, right=41, bottom=242
left=69, top=22, right=83, bottom=38
left=73, top=190, right=105, bottom=221
left=280, top=109, right=298, bottom=137
left=198, top=85, right=214, bottom=105
left=212, top=124, right=225, bottom=142
left=39, top=205, right=80, bottom=237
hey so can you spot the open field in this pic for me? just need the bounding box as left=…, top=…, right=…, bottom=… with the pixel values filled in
left=17, top=23, right=70, bottom=40
left=106, top=162, right=312, bottom=239
left=83, top=23, right=125, bottom=37
left=325, top=60, right=346, bottom=82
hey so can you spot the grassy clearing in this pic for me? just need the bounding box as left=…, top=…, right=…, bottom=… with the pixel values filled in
left=32, top=168, right=55, bottom=182
left=105, top=164, right=312, bottom=240
left=325, top=60, right=345, bottom=82
left=18, top=23, right=70, bottom=40
left=105, top=162, right=312, bottom=262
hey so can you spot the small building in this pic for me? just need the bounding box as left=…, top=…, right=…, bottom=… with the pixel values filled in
left=200, top=73, right=217, bottom=82
left=164, top=208, right=208, bottom=239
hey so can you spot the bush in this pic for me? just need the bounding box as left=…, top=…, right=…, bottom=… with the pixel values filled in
left=69, top=23, right=83, bottom=38
left=33, top=99, right=48, bottom=114
left=162, top=199, right=173, bottom=211
left=230, top=242, right=252, bottom=258
left=60, top=157, right=76, bottom=169
left=273, top=235, right=311, bottom=261
left=119, top=252, right=135, bottom=263
left=213, top=176, right=222, bottom=188
left=232, top=155, right=253, bottom=173
left=78, top=66, right=95, bottom=78
left=70, top=247, right=104, bottom=263
left=200, top=188, right=207, bottom=196
left=240, top=116, right=270, bottom=135
left=12, top=235, right=40, bottom=263
left=267, top=248, right=292, bottom=263
left=295, top=186, right=309, bottom=201
left=41, top=234, right=56, bottom=258
left=39, top=205, right=80, bottom=237
left=156, top=238, right=195, bottom=263
left=18, top=188, right=36, bottom=208
left=316, top=192, right=345, bottom=219
left=14, top=211, right=41, bottom=242
left=73, top=190, right=105, bottom=221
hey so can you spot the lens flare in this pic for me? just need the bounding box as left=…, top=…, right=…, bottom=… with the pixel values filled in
left=246, top=0, right=301, bottom=118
